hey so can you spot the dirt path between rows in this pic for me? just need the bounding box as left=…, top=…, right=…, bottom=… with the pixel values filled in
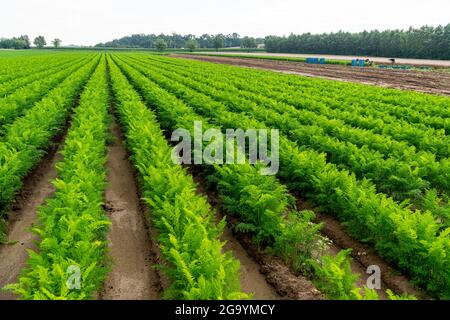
left=221, top=225, right=281, bottom=299
left=0, top=142, right=63, bottom=300
left=99, top=117, right=161, bottom=300
left=172, top=54, right=450, bottom=96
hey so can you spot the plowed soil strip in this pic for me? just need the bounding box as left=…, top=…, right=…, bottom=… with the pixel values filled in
left=100, top=117, right=161, bottom=300
left=172, top=54, right=450, bottom=96
left=0, top=138, right=64, bottom=300
left=221, top=225, right=282, bottom=300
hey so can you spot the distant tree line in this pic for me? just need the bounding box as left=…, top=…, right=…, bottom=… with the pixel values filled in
left=95, top=33, right=263, bottom=50
left=265, top=24, right=450, bottom=60
left=0, top=35, right=62, bottom=49
left=0, top=35, right=31, bottom=49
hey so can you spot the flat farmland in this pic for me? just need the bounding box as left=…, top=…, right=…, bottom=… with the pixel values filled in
left=0, top=51, right=449, bottom=301
left=173, top=54, right=450, bottom=95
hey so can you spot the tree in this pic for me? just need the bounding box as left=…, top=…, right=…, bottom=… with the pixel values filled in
left=0, top=37, right=29, bottom=49
left=52, top=38, right=62, bottom=48
left=263, top=23, right=450, bottom=60
left=241, top=37, right=257, bottom=52
left=34, top=36, right=46, bottom=48
left=19, top=35, right=31, bottom=49
left=213, top=35, right=224, bottom=52
left=185, top=39, right=197, bottom=52
left=155, top=38, right=167, bottom=51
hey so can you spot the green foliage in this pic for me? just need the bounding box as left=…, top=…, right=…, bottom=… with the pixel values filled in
left=264, top=24, right=450, bottom=60
left=0, top=55, right=99, bottom=242
left=274, top=210, right=328, bottom=274
left=185, top=39, right=198, bottom=52
left=108, top=56, right=247, bottom=300
left=117, top=54, right=449, bottom=299
left=7, top=56, right=110, bottom=299
left=0, top=55, right=85, bottom=98
left=213, top=35, right=225, bottom=51
left=33, top=36, right=47, bottom=49
left=128, top=54, right=449, bottom=205
left=112, top=55, right=390, bottom=300
left=240, top=37, right=257, bottom=51
left=310, top=250, right=361, bottom=300
left=155, top=38, right=168, bottom=51
left=52, top=38, right=62, bottom=48
left=0, top=35, right=31, bottom=50
left=0, top=56, right=92, bottom=129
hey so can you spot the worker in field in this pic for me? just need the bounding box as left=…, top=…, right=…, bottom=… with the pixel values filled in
left=365, top=59, right=373, bottom=66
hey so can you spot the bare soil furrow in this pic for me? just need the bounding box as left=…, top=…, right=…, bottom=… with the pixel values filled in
left=100, top=116, right=162, bottom=300
left=173, top=54, right=450, bottom=95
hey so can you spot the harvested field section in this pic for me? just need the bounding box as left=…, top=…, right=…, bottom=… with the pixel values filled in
left=173, top=54, right=450, bottom=95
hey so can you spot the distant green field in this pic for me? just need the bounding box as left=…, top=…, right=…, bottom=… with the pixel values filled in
left=0, top=49, right=62, bottom=57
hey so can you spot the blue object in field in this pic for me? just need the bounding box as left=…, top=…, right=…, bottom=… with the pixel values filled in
left=319, top=58, right=326, bottom=64
left=313, top=58, right=319, bottom=64
left=351, top=59, right=365, bottom=67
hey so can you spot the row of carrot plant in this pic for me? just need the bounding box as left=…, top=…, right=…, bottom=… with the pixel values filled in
left=0, top=56, right=95, bottom=131
left=116, top=54, right=449, bottom=299
left=112, top=55, right=414, bottom=300
left=7, top=56, right=111, bottom=299
left=125, top=56, right=450, bottom=211
left=0, top=53, right=83, bottom=83
left=143, top=55, right=450, bottom=157
left=0, top=56, right=86, bottom=97
left=108, top=57, right=248, bottom=300
left=0, top=56, right=99, bottom=243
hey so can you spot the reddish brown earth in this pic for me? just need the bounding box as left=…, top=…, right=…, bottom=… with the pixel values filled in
left=172, top=54, right=450, bottom=95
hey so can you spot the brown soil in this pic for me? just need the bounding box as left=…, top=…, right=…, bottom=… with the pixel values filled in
left=0, top=142, right=63, bottom=300
left=190, top=169, right=322, bottom=300
left=296, top=198, right=427, bottom=299
left=227, top=225, right=323, bottom=300
left=201, top=52, right=450, bottom=68
left=221, top=226, right=282, bottom=300
left=172, top=54, right=450, bottom=96
left=99, top=117, right=161, bottom=300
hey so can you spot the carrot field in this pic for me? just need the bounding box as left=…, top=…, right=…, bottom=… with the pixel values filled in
left=0, top=51, right=449, bottom=300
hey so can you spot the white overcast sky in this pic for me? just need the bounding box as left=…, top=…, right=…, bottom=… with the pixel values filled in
left=1, top=0, right=449, bottom=46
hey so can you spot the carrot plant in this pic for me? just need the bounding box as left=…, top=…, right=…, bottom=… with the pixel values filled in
left=0, top=55, right=95, bottom=130
left=0, top=55, right=99, bottom=243
left=108, top=57, right=247, bottom=300
left=113, top=55, right=412, bottom=300
left=117, top=55, right=449, bottom=299
left=6, top=56, right=110, bottom=299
